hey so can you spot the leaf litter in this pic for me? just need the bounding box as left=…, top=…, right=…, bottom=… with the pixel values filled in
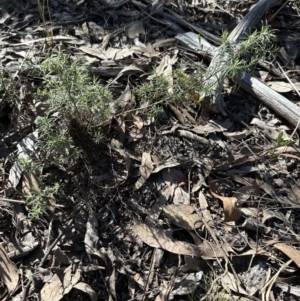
left=1, top=1, right=300, bottom=300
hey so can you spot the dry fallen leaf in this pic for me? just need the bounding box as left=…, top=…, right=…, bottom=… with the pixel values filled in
left=152, top=54, right=177, bottom=93
left=114, top=84, right=131, bottom=109
left=0, top=244, right=19, bottom=294
left=173, top=186, right=190, bottom=205
left=133, top=221, right=230, bottom=259
left=84, top=209, right=99, bottom=261
left=251, top=117, right=282, bottom=140
left=41, top=264, right=81, bottom=301
left=134, top=152, right=154, bottom=190
left=132, top=222, right=203, bottom=257
left=8, top=131, right=38, bottom=189
left=111, top=138, right=131, bottom=180
left=273, top=242, right=300, bottom=268
left=79, top=46, right=133, bottom=60
left=287, top=179, right=300, bottom=205
left=125, top=21, right=145, bottom=39
left=22, top=171, right=40, bottom=196
left=100, top=0, right=129, bottom=8
left=267, top=81, right=300, bottom=93
left=209, top=179, right=241, bottom=222
left=153, top=162, right=181, bottom=174
left=192, top=121, right=228, bottom=135
left=221, top=271, right=248, bottom=295
left=275, top=282, right=300, bottom=297
left=244, top=262, right=268, bottom=295
left=73, top=282, right=97, bottom=301
left=198, top=191, right=214, bottom=228
left=169, top=271, right=203, bottom=298
left=132, top=115, right=144, bottom=129
left=163, top=204, right=202, bottom=230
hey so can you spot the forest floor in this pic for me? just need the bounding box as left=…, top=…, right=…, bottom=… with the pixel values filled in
left=1, top=0, right=300, bottom=301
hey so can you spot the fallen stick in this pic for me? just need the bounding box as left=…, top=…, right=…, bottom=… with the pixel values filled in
left=238, top=74, right=300, bottom=128
left=176, top=32, right=300, bottom=129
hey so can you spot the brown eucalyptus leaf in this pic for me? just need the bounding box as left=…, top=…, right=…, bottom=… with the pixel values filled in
left=163, top=204, right=202, bottom=230
left=273, top=242, right=300, bottom=268
left=209, top=179, right=241, bottom=222
left=132, top=222, right=202, bottom=257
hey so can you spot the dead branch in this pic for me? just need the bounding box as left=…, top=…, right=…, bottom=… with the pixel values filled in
left=199, top=0, right=283, bottom=115
left=176, top=32, right=300, bottom=130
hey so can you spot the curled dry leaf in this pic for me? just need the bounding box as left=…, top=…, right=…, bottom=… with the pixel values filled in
left=209, top=179, right=241, bottom=222
left=223, top=128, right=253, bottom=140
left=132, top=222, right=229, bottom=259
left=192, top=121, right=228, bottom=135
left=7, top=241, right=39, bottom=260
left=22, top=171, right=40, bottom=196
left=173, top=186, right=190, bottom=205
left=147, top=186, right=171, bottom=221
left=111, top=138, right=131, bottom=181
left=125, top=21, right=145, bottom=39
left=73, top=282, right=97, bottom=301
left=152, top=161, right=181, bottom=174
left=91, top=248, right=117, bottom=300
left=113, top=65, right=145, bottom=86
left=132, top=115, right=144, bottom=129
left=176, top=129, right=209, bottom=145
left=198, top=191, right=214, bottom=228
left=242, top=216, right=271, bottom=234
left=134, top=152, right=154, bottom=190
left=272, top=242, right=300, bottom=268
left=114, top=84, right=131, bottom=109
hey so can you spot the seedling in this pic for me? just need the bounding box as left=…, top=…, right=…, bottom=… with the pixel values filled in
left=268, top=131, right=290, bottom=157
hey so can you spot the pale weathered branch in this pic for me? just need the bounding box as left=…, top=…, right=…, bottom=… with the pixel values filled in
left=176, top=32, right=300, bottom=130
left=198, top=0, right=283, bottom=115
